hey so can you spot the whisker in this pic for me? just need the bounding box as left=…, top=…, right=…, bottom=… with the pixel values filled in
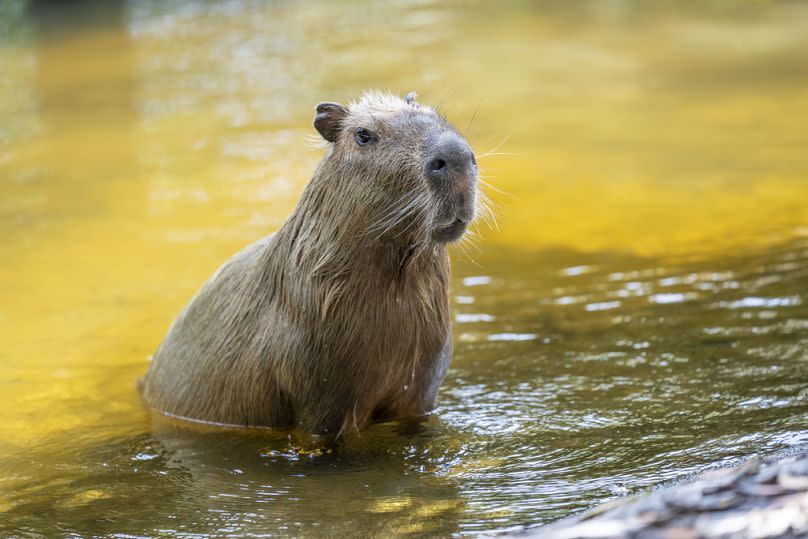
left=453, top=235, right=483, bottom=268
left=476, top=151, right=516, bottom=159
left=476, top=135, right=510, bottom=159
left=476, top=184, right=499, bottom=205
left=359, top=191, right=426, bottom=238
left=434, top=93, right=448, bottom=116
left=304, top=135, right=328, bottom=150
left=371, top=194, right=431, bottom=241
left=463, top=226, right=484, bottom=252
left=465, top=100, right=481, bottom=134
left=393, top=206, right=429, bottom=239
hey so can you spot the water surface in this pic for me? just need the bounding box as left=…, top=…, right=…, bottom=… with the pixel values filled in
left=1, top=0, right=807, bottom=536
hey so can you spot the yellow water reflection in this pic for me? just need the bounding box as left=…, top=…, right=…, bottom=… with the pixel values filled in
left=1, top=0, right=806, bottom=451
left=0, top=1, right=807, bottom=535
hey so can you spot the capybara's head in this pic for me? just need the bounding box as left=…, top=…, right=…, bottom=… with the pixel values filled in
left=313, top=91, right=477, bottom=244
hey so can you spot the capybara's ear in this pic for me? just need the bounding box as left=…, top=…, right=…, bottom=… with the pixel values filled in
left=314, top=102, right=348, bottom=142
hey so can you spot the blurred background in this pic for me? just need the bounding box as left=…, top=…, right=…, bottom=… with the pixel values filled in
left=1, top=0, right=807, bottom=536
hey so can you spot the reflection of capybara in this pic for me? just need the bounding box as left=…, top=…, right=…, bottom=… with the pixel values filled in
left=140, top=91, right=479, bottom=436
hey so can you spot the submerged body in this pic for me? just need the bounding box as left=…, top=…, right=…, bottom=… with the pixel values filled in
left=140, top=92, right=479, bottom=436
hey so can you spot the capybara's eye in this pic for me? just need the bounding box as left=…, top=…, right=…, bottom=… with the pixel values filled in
left=354, top=128, right=377, bottom=147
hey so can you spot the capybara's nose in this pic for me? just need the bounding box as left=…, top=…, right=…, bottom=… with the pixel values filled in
left=425, top=132, right=476, bottom=188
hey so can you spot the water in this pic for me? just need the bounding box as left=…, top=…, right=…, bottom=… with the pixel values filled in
left=1, top=0, right=807, bottom=536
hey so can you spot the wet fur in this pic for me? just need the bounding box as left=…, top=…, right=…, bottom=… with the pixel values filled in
left=140, top=92, right=470, bottom=436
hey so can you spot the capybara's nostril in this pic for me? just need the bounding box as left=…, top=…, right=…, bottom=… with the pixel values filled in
left=429, top=158, right=447, bottom=172
left=425, top=132, right=475, bottom=187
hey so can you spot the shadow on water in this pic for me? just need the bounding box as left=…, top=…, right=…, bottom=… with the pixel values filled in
left=0, top=415, right=466, bottom=537
left=28, top=0, right=127, bottom=32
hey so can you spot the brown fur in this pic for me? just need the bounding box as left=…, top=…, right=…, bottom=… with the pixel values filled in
left=140, top=91, right=477, bottom=436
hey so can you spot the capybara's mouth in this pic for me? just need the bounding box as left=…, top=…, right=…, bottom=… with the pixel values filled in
left=432, top=218, right=468, bottom=243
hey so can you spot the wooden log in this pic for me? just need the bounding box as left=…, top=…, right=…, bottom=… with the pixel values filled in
left=525, top=452, right=808, bottom=538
